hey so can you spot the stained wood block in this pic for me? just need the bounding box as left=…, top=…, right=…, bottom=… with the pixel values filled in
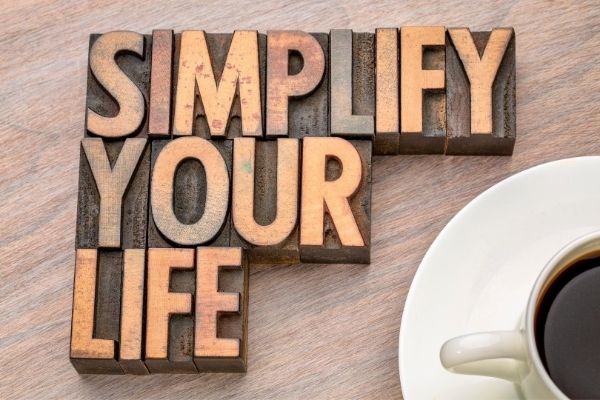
left=329, top=30, right=374, bottom=138
left=300, top=138, right=372, bottom=264
left=194, top=247, right=249, bottom=372
left=266, top=31, right=327, bottom=138
left=172, top=31, right=265, bottom=138
left=145, top=248, right=197, bottom=373
left=148, top=29, right=174, bottom=137
left=148, top=137, right=231, bottom=247
left=374, top=28, right=400, bottom=155
left=85, top=32, right=151, bottom=138
left=76, top=138, right=150, bottom=249
left=231, top=138, right=300, bottom=264
left=445, top=28, right=516, bottom=155
left=119, top=249, right=148, bottom=374
left=399, top=26, right=446, bottom=154
left=70, top=249, right=122, bottom=374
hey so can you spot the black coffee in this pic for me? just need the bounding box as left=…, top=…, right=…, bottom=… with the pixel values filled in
left=535, top=257, right=600, bottom=399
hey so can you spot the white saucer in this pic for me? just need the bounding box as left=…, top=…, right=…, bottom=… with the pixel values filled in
left=399, top=157, right=600, bottom=399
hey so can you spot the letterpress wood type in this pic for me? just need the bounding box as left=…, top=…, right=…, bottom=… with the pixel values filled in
left=119, top=249, right=148, bottom=374
left=399, top=26, right=446, bottom=154
left=374, top=28, right=400, bottom=154
left=266, top=31, right=327, bottom=138
left=329, top=30, right=374, bottom=138
left=173, top=31, right=264, bottom=138
left=231, top=138, right=300, bottom=264
left=70, top=249, right=122, bottom=374
left=145, top=248, right=197, bottom=373
left=76, top=138, right=150, bottom=249
left=147, top=137, right=231, bottom=247
left=148, top=29, right=174, bottom=137
left=194, top=247, right=249, bottom=372
left=445, top=28, right=516, bottom=155
left=300, top=138, right=372, bottom=264
left=86, top=31, right=151, bottom=138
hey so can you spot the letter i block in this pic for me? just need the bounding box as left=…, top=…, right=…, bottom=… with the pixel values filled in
left=172, top=31, right=266, bottom=138
left=300, top=138, right=372, bottom=264
left=266, top=31, right=328, bottom=138
left=445, top=28, right=516, bottom=155
left=85, top=32, right=151, bottom=139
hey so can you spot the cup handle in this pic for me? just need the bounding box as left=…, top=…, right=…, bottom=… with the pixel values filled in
left=440, top=331, right=527, bottom=382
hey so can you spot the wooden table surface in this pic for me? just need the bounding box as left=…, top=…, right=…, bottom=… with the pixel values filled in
left=2, top=0, right=599, bottom=398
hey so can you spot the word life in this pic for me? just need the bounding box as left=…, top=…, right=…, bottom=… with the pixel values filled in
left=70, top=27, right=516, bottom=375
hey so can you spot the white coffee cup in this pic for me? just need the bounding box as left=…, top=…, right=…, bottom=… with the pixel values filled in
left=439, top=230, right=600, bottom=399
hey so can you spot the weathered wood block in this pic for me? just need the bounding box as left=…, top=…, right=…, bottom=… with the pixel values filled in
left=445, top=28, right=516, bottom=155
left=194, top=247, right=249, bottom=372
left=231, top=138, right=300, bottom=264
left=399, top=26, right=446, bottom=154
left=329, top=30, right=374, bottom=138
left=85, top=32, right=151, bottom=138
left=76, top=138, right=150, bottom=249
left=266, top=31, right=328, bottom=138
left=374, top=28, right=400, bottom=155
left=172, top=31, right=265, bottom=138
left=119, top=249, right=148, bottom=374
left=300, top=138, right=372, bottom=264
left=70, top=249, right=122, bottom=374
left=145, top=248, right=197, bottom=373
left=148, top=29, right=174, bottom=137
left=147, top=138, right=232, bottom=248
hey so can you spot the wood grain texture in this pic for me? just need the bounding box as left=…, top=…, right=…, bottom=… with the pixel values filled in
left=1, top=1, right=600, bottom=398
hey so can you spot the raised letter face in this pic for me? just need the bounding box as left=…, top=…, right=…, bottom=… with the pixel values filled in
left=300, top=137, right=372, bottom=263
left=80, top=138, right=147, bottom=248
left=400, top=26, right=446, bottom=154
left=232, top=138, right=299, bottom=245
left=149, top=29, right=174, bottom=137
left=266, top=31, right=326, bottom=136
left=329, top=29, right=375, bottom=137
left=70, top=249, right=119, bottom=374
left=194, top=247, right=248, bottom=372
left=145, top=248, right=196, bottom=372
left=151, top=137, right=229, bottom=245
left=86, top=31, right=146, bottom=138
left=174, top=30, right=262, bottom=137
left=119, top=249, right=148, bottom=374
left=448, top=28, right=512, bottom=134
left=375, top=28, right=400, bottom=155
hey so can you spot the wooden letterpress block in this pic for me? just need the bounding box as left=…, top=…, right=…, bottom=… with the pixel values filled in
left=445, top=28, right=516, bottom=155
left=329, top=30, right=374, bottom=137
left=399, top=26, right=446, bottom=154
left=76, top=138, right=149, bottom=249
left=148, top=137, right=231, bottom=247
left=173, top=31, right=264, bottom=138
left=374, top=28, right=400, bottom=155
left=119, top=249, right=148, bottom=374
left=300, top=138, right=372, bottom=264
left=86, top=32, right=151, bottom=138
left=71, top=249, right=121, bottom=374
left=194, top=247, right=249, bottom=372
left=145, top=248, right=197, bottom=373
left=231, top=138, right=300, bottom=264
left=148, top=29, right=174, bottom=137
left=266, top=31, right=327, bottom=138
